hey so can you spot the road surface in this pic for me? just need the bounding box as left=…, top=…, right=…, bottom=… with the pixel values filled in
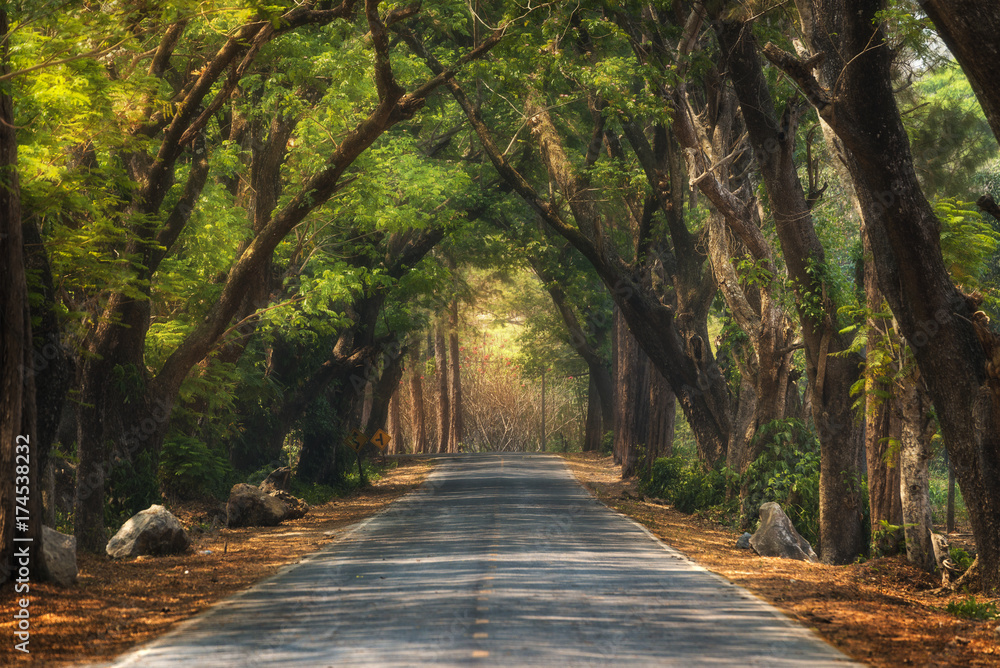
left=107, top=453, right=859, bottom=667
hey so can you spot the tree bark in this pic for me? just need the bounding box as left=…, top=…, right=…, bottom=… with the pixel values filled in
left=364, top=350, right=406, bottom=442
left=919, top=0, right=1000, bottom=145
left=864, top=242, right=903, bottom=554
left=447, top=299, right=464, bottom=453
left=779, top=0, right=1000, bottom=588
left=646, top=363, right=676, bottom=470
left=899, top=364, right=936, bottom=573
left=387, top=384, right=402, bottom=455
left=409, top=343, right=428, bottom=454
left=584, top=374, right=604, bottom=452
left=434, top=324, right=450, bottom=454
left=614, top=308, right=650, bottom=478
left=0, top=3, right=41, bottom=581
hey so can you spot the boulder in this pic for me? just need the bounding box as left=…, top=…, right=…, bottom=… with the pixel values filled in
left=735, top=532, right=753, bottom=550
left=40, top=526, right=77, bottom=586
left=106, top=505, right=191, bottom=559
left=749, top=502, right=818, bottom=562
left=259, top=466, right=293, bottom=494
left=227, top=483, right=288, bottom=527
left=270, top=489, right=309, bottom=520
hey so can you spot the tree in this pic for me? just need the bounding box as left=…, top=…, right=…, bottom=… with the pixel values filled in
left=713, top=15, right=866, bottom=564
left=776, top=0, right=1000, bottom=589
left=59, top=1, right=500, bottom=550
left=409, top=341, right=428, bottom=454
left=447, top=298, right=464, bottom=453
left=0, top=4, right=39, bottom=582
left=434, top=322, right=450, bottom=453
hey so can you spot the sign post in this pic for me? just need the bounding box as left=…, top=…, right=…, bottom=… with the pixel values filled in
left=370, top=428, right=391, bottom=466
left=344, top=429, right=369, bottom=485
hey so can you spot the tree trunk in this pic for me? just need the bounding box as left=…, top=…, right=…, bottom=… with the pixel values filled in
left=0, top=3, right=41, bottom=581
left=919, top=0, right=1000, bottom=145
left=447, top=300, right=464, bottom=453
left=646, top=364, right=676, bottom=470
left=409, top=343, right=428, bottom=454
left=296, top=386, right=347, bottom=486
left=717, top=19, right=866, bottom=564
left=864, top=243, right=903, bottom=555
left=614, top=308, right=650, bottom=478
left=899, top=366, right=937, bottom=573
left=946, top=450, right=956, bottom=533
left=584, top=374, right=604, bottom=452
left=780, top=0, right=1000, bottom=588
left=434, top=325, right=450, bottom=454
left=364, top=350, right=406, bottom=441
left=387, top=386, right=402, bottom=455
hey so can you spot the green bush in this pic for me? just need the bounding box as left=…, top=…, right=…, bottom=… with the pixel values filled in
left=740, top=419, right=821, bottom=545
left=642, top=456, right=726, bottom=514
left=947, top=596, right=998, bottom=620
left=159, top=435, right=235, bottom=500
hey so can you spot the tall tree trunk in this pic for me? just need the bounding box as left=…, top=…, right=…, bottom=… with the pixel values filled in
left=778, top=0, right=1000, bottom=588
left=364, top=350, right=406, bottom=443
left=409, top=343, right=428, bottom=454
left=1, top=3, right=41, bottom=581
left=646, top=364, right=675, bottom=470
left=717, top=19, right=866, bottom=564
left=434, top=325, right=450, bottom=454
left=614, top=308, right=650, bottom=478
left=447, top=300, right=464, bottom=453
left=864, top=243, right=903, bottom=555
left=583, top=374, right=604, bottom=452
left=899, top=365, right=936, bottom=572
left=387, top=385, right=402, bottom=455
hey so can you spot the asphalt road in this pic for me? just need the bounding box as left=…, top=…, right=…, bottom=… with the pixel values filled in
left=107, top=453, right=859, bottom=667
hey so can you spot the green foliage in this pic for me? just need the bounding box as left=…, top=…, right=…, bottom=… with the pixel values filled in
left=288, top=480, right=341, bottom=506
left=950, top=547, right=975, bottom=572
left=641, top=456, right=727, bottom=514
left=946, top=596, right=998, bottom=621
left=871, top=519, right=908, bottom=557
left=105, top=451, right=161, bottom=531
left=159, top=435, right=235, bottom=500
left=739, top=419, right=821, bottom=544
left=935, top=198, right=1000, bottom=295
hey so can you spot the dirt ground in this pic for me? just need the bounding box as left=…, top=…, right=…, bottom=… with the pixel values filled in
left=560, top=452, right=1000, bottom=667
left=4, top=453, right=999, bottom=667
left=0, top=459, right=432, bottom=667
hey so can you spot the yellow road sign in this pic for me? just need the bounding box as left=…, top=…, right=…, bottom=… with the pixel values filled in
left=370, top=428, right=391, bottom=450
left=345, top=429, right=368, bottom=452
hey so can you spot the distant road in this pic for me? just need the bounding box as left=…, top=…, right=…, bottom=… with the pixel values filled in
left=107, top=453, right=859, bottom=667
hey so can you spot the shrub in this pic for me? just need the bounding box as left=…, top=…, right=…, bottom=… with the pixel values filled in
left=740, top=419, right=821, bottom=545
left=642, top=456, right=726, bottom=514
left=159, top=435, right=235, bottom=500
left=947, top=596, right=998, bottom=620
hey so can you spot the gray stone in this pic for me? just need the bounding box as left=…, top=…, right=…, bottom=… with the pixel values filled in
left=227, top=483, right=288, bottom=527
left=736, top=532, right=753, bottom=550
left=749, top=502, right=818, bottom=562
left=107, top=505, right=191, bottom=559
left=259, top=466, right=293, bottom=494
left=40, top=526, right=77, bottom=586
